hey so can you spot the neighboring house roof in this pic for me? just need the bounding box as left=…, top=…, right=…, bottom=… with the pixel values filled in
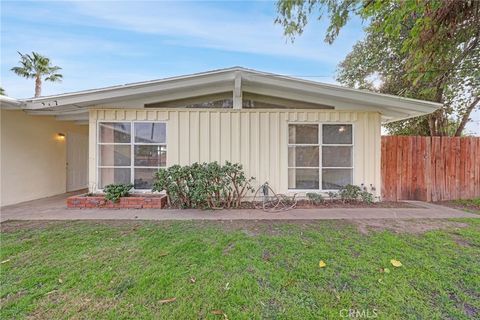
left=1, top=67, right=441, bottom=124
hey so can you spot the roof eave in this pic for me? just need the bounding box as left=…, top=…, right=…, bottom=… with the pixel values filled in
left=0, top=96, right=24, bottom=109
left=10, top=67, right=442, bottom=122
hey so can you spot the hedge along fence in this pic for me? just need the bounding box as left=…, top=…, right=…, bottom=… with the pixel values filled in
left=381, top=136, right=480, bottom=202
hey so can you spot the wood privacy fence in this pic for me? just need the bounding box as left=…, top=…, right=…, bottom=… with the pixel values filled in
left=381, top=136, right=480, bottom=202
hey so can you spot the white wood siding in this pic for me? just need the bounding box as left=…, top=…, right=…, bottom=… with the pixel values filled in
left=89, top=109, right=381, bottom=197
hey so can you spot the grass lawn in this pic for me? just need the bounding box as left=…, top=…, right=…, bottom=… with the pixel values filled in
left=451, top=199, right=480, bottom=214
left=1, top=219, right=479, bottom=319
left=435, top=198, right=480, bottom=215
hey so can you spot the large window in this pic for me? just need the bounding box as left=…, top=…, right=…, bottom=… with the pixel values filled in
left=288, top=124, right=353, bottom=190
left=98, top=122, right=166, bottom=190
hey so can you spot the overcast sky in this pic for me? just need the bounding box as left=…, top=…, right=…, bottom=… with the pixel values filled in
left=1, top=1, right=478, bottom=135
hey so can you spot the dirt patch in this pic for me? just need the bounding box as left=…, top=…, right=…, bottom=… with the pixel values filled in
left=0, top=220, right=152, bottom=234
left=451, top=235, right=475, bottom=248
left=209, top=219, right=466, bottom=236
left=163, top=200, right=418, bottom=209
left=448, top=292, right=479, bottom=318
left=350, top=219, right=470, bottom=235
left=222, top=242, right=235, bottom=255
left=27, top=291, right=117, bottom=320
left=0, top=220, right=71, bottom=233
left=0, top=289, right=27, bottom=309
left=210, top=219, right=328, bottom=236
left=1, top=218, right=472, bottom=236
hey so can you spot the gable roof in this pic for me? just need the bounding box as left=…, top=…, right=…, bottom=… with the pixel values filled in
left=1, top=67, right=441, bottom=123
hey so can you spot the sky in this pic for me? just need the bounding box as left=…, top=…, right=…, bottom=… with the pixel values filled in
left=1, top=0, right=478, bottom=134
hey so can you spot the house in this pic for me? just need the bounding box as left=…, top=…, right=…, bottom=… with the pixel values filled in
left=0, top=67, right=441, bottom=206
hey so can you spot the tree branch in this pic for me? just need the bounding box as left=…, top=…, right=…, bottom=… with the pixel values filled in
left=454, top=95, right=480, bottom=136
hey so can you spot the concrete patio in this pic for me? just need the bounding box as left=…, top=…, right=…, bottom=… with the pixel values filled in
left=1, top=192, right=478, bottom=222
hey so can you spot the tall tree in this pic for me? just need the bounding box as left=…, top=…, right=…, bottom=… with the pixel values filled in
left=276, top=0, right=480, bottom=136
left=11, top=51, right=63, bottom=97
left=0, top=87, right=5, bottom=96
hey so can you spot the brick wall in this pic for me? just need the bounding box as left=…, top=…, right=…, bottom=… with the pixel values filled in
left=67, top=195, right=166, bottom=209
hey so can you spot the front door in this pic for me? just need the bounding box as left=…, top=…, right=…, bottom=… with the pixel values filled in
left=66, top=131, right=88, bottom=192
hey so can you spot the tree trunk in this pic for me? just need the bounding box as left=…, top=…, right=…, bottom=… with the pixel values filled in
left=35, top=76, right=42, bottom=97
left=429, top=82, right=446, bottom=136
left=454, top=96, right=480, bottom=136
left=428, top=114, right=437, bottom=136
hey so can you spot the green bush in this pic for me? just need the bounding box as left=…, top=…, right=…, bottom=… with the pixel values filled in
left=152, top=162, right=255, bottom=209
left=306, top=192, right=324, bottom=205
left=337, top=184, right=376, bottom=203
left=103, top=183, right=133, bottom=203
left=338, top=184, right=362, bottom=202
left=360, top=191, right=373, bottom=204
left=327, top=191, right=338, bottom=200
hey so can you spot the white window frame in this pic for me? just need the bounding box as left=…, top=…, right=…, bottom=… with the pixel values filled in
left=96, top=120, right=167, bottom=192
left=287, top=122, right=354, bottom=192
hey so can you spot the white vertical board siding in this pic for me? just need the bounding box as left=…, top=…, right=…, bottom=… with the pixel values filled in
left=89, top=109, right=382, bottom=197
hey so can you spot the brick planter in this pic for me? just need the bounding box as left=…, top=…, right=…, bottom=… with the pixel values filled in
left=67, top=194, right=167, bottom=209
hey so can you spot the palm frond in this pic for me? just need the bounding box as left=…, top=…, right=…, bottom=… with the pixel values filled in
left=48, top=66, right=62, bottom=73
left=11, top=66, right=34, bottom=78
left=45, top=73, right=63, bottom=82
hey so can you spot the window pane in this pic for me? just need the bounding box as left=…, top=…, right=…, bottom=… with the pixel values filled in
left=134, top=145, right=166, bottom=167
left=98, top=168, right=131, bottom=189
left=288, top=168, right=319, bottom=189
left=99, top=122, right=131, bottom=143
left=288, top=146, right=319, bottom=167
left=322, top=146, right=352, bottom=167
left=322, top=124, right=352, bottom=144
left=322, top=169, right=352, bottom=190
left=289, top=124, right=318, bottom=144
left=99, top=145, right=131, bottom=166
left=134, top=168, right=158, bottom=189
left=135, top=123, right=166, bottom=143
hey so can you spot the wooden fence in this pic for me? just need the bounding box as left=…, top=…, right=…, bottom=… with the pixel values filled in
left=381, top=136, right=480, bottom=202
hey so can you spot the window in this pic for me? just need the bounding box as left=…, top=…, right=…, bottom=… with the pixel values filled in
left=98, top=122, right=166, bottom=190
left=321, top=124, right=353, bottom=189
left=288, top=124, right=353, bottom=190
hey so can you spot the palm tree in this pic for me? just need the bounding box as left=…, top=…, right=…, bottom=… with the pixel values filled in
left=0, top=87, right=5, bottom=96
left=11, top=51, right=63, bottom=97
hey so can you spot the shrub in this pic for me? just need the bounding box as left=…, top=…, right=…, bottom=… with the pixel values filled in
left=360, top=183, right=375, bottom=204
left=327, top=191, right=338, bottom=200
left=306, top=192, right=324, bottom=205
left=103, top=183, right=133, bottom=203
left=152, top=162, right=255, bottom=209
left=338, top=184, right=362, bottom=202
left=360, top=190, right=374, bottom=204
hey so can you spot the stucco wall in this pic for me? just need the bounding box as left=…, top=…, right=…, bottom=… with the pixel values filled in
left=89, top=109, right=382, bottom=198
left=0, top=110, right=88, bottom=206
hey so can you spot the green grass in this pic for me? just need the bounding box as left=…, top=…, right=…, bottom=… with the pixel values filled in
left=1, top=219, right=479, bottom=319
left=451, top=198, right=480, bottom=214
left=454, top=198, right=480, bottom=207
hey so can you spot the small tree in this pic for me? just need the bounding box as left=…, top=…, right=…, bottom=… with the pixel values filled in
left=11, top=51, right=63, bottom=97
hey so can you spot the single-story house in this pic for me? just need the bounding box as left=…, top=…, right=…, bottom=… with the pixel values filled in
left=0, top=67, right=441, bottom=206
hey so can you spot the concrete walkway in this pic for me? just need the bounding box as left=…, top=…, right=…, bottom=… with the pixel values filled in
left=1, top=193, right=478, bottom=222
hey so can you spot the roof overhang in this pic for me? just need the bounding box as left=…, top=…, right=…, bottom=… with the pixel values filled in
left=0, top=95, right=24, bottom=109
left=2, top=67, right=442, bottom=123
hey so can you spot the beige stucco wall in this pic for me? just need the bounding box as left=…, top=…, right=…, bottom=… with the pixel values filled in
left=0, top=110, right=88, bottom=206
left=89, top=109, right=382, bottom=198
